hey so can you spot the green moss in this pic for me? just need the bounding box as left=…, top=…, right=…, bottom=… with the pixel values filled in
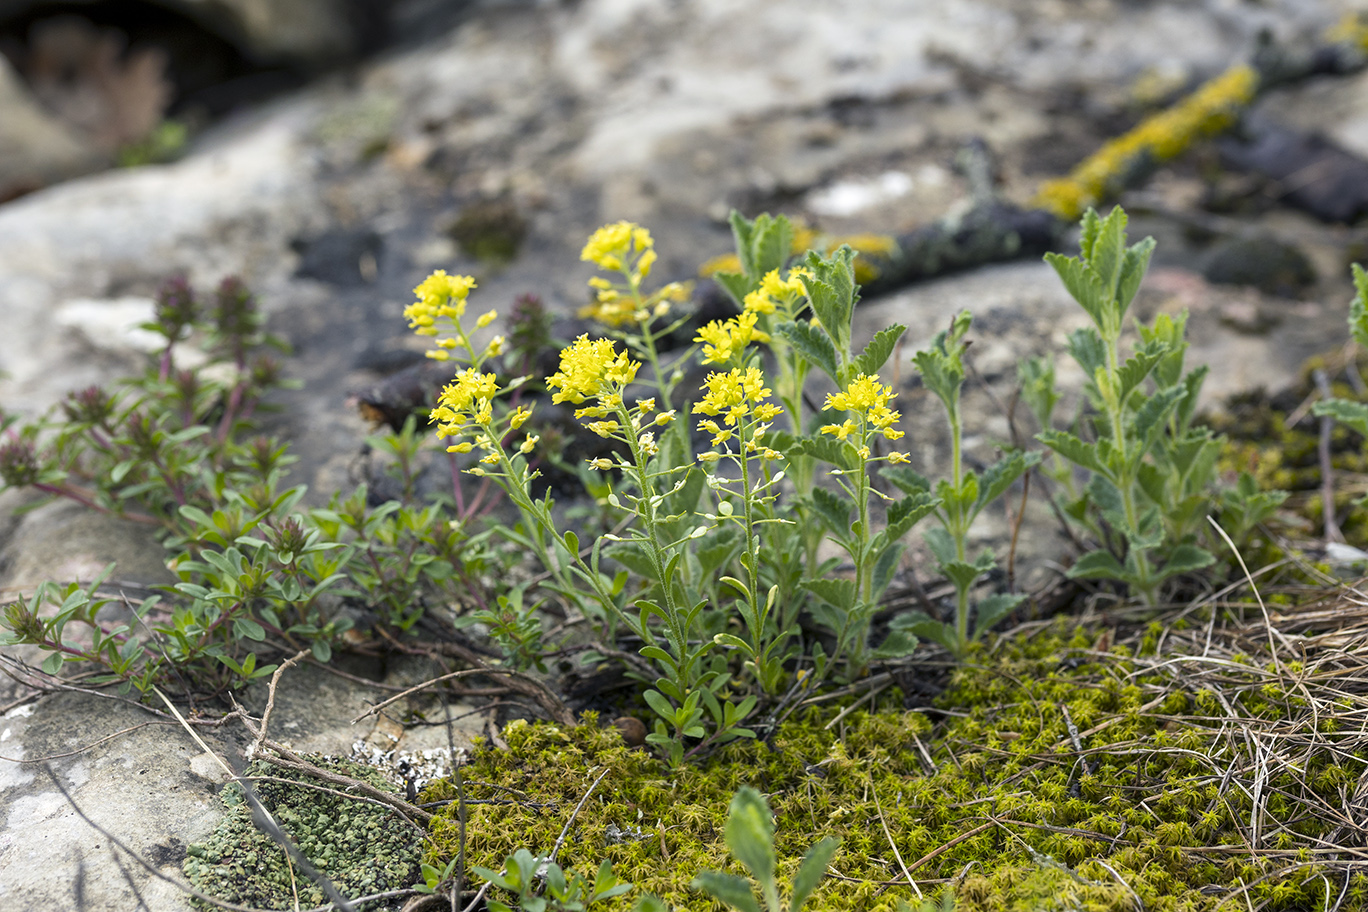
left=421, top=621, right=1366, bottom=911
left=184, top=756, right=422, bottom=911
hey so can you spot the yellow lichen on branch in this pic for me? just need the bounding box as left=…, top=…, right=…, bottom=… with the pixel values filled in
left=1034, top=64, right=1260, bottom=220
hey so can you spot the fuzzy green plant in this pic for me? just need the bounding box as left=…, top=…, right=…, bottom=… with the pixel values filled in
left=884, top=311, right=1038, bottom=657
left=1029, top=205, right=1282, bottom=602
left=692, top=786, right=839, bottom=912
left=1313, top=265, right=1368, bottom=476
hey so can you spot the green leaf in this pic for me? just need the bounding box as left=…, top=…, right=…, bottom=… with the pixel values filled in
left=1115, top=340, right=1167, bottom=403
left=810, top=487, right=852, bottom=536
left=751, top=214, right=794, bottom=279
left=1045, top=253, right=1109, bottom=332
left=1066, top=328, right=1108, bottom=382
left=1037, top=429, right=1103, bottom=473
left=800, top=578, right=856, bottom=609
left=724, top=787, right=777, bottom=886
left=871, top=541, right=905, bottom=601
left=790, top=837, right=840, bottom=912
left=777, top=320, right=841, bottom=383
left=851, top=324, right=906, bottom=378
left=882, top=465, right=932, bottom=496
left=1155, top=543, right=1216, bottom=582
left=643, top=689, right=676, bottom=722
left=973, top=593, right=1025, bottom=638
left=1067, top=549, right=1127, bottom=581
left=885, top=492, right=939, bottom=541
left=1132, top=386, right=1186, bottom=447
left=1116, top=235, right=1156, bottom=318
left=1351, top=263, right=1368, bottom=350
left=972, top=450, right=1039, bottom=519
left=1314, top=398, right=1368, bottom=439
left=890, top=611, right=959, bottom=653
left=691, top=872, right=761, bottom=912
left=232, top=618, right=266, bottom=641
left=871, top=628, right=918, bottom=660
left=802, top=246, right=858, bottom=351
left=41, top=651, right=63, bottom=675
left=713, top=271, right=754, bottom=308
left=785, top=434, right=857, bottom=472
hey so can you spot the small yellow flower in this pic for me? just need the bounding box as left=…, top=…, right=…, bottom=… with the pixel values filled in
left=510, top=405, right=533, bottom=429
left=695, top=311, right=769, bottom=365
left=587, top=419, right=620, bottom=438
left=823, top=374, right=902, bottom=434
left=431, top=368, right=499, bottom=439
left=820, top=420, right=858, bottom=441
left=754, top=403, right=782, bottom=422
left=699, top=419, right=733, bottom=446
left=635, top=398, right=656, bottom=414
left=655, top=410, right=677, bottom=426
left=581, top=221, right=652, bottom=271
left=637, top=431, right=658, bottom=456
left=485, top=335, right=505, bottom=357
left=546, top=335, right=641, bottom=405
left=448, top=442, right=474, bottom=454
left=589, top=457, right=614, bottom=470
left=475, top=309, right=498, bottom=328
left=698, top=451, right=722, bottom=463
left=887, top=451, right=910, bottom=464
left=406, top=271, right=477, bottom=334
left=425, top=350, right=450, bottom=361
left=742, top=289, right=776, bottom=315
left=694, top=367, right=772, bottom=425
left=466, top=466, right=486, bottom=476
left=480, top=452, right=501, bottom=465
left=519, top=435, right=539, bottom=454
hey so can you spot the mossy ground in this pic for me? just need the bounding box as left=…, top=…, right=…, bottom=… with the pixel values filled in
left=420, top=614, right=1368, bottom=912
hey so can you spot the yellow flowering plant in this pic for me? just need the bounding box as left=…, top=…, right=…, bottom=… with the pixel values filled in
left=404, top=213, right=1036, bottom=761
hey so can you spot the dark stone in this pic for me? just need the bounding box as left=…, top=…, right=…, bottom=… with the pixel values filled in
left=1200, top=233, right=1316, bottom=297
left=1220, top=121, right=1368, bottom=224
left=292, top=228, right=383, bottom=285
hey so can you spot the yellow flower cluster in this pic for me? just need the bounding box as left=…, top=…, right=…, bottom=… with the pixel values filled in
left=405, top=271, right=477, bottom=336
left=821, top=374, right=908, bottom=460
left=546, top=335, right=641, bottom=406
left=742, top=266, right=810, bottom=316
left=431, top=368, right=500, bottom=451
left=694, top=367, right=783, bottom=462
left=582, top=221, right=655, bottom=275
left=404, top=271, right=499, bottom=363
left=695, top=311, right=770, bottom=365
left=578, top=221, right=693, bottom=327
left=1034, top=64, right=1259, bottom=220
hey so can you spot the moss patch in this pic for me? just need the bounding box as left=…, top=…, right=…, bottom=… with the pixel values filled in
left=423, top=619, right=1368, bottom=911
left=184, top=756, right=423, bottom=911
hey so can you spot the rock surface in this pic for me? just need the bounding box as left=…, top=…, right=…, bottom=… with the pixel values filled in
left=1, top=1, right=1366, bottom=909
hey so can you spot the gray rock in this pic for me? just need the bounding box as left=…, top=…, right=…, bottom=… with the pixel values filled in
left=0, top=54, right=99, bottom=200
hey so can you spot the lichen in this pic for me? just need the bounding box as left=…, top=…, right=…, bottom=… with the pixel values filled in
left=422, top=618, right=1366, bottom=911
left=1034, top=65, right=1259, bottom=220
left=184, top=756, right=423, bottom=911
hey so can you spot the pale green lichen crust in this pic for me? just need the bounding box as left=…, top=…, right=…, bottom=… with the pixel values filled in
left=183, top=756, right=422, bottom=911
